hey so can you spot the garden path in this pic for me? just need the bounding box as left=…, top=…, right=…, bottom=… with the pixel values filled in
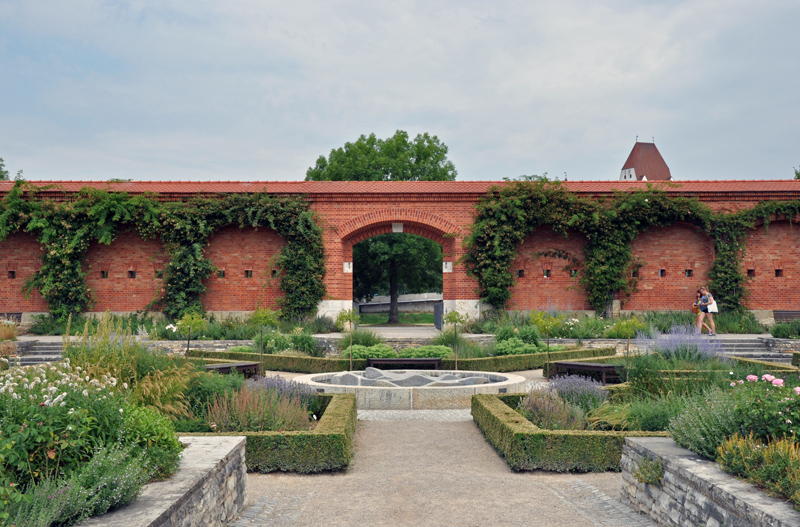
left=232, top=410, right=656, bottom=527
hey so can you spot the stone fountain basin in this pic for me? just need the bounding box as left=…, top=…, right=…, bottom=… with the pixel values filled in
left=294, top=370, right=527, bottom=410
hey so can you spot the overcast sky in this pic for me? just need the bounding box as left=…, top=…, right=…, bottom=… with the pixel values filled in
left=1, top=1, right=798, bottom=182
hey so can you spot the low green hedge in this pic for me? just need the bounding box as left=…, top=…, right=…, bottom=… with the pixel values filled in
left=183, top=393, right=356, bottom=473
left=471, top=393, right=668, bottom=472
left=188, top=347, right=616, bottom=373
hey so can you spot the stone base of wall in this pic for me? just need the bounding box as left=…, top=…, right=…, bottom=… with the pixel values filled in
left=621, top=437, right=800, bottom=527
left=81, top=436, right=247, bottom=527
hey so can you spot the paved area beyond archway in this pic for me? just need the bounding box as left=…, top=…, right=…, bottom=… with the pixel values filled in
left=231, top=411, right=656, bottom=527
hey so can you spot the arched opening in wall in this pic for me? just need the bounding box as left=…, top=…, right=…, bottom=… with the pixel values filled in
left=340, top=218, right=456, bottom=327
left=353, top=232, right=443, bottom=325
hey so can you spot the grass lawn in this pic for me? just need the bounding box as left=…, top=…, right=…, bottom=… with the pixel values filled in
left=359, top=312, right=435, bottom=325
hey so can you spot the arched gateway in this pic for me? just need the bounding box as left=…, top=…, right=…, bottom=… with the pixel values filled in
left=3, top=179, right=800, bottom=321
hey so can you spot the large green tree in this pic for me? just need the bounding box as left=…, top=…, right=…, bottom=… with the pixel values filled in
left=0, top=158, right=9, bottom=181
left=306, top=130, right=457, bottom=182
left=307, top=130, right=454, bottom=323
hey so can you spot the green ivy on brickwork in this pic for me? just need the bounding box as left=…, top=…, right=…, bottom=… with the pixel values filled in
left=0, top=182, right=326, bottom=320
left=465, top=180, right=800, bottom=313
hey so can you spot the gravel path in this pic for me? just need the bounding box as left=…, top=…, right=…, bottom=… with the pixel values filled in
left=231, top=411, right=656, bottom=527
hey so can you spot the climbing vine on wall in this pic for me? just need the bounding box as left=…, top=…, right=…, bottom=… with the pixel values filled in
left=0, top=182, right=326, bottom=320
left=465, top=180, right=800, bottom=313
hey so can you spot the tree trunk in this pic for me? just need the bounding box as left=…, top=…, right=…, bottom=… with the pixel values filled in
left=388, top=257, right=399, bottom=324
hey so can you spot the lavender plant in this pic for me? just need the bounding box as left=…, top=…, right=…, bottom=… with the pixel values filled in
left=517, top=389, right=586, bottom=430
left=635, top=324, right=727, bottom=361
left=549, top=374, right=608, bottom=412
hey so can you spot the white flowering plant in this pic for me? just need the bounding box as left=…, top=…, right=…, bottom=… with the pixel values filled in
left=0, top=359, right=126, bottom=491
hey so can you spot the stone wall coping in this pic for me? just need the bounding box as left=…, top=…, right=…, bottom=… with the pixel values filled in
left=80, top=436, right=246, bottom=527
left=626, top=437, right=800, bottom=526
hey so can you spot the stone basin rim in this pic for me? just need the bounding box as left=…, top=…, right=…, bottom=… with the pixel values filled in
left=295, top=369, right=523, bottom=388
left=293, top=370, right=528, bottom=410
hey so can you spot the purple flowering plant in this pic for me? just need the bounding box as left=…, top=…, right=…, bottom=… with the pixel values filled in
left=548, top=374, right=608, bottom=412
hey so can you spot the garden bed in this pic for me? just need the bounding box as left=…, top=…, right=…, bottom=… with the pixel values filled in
left=471, top=393, right=668, bottom=472
left=544, top=354, right=797, bottom=379
left=187, top=347, right=617, bottom=374
left=182, top=393, right=357, bottom=473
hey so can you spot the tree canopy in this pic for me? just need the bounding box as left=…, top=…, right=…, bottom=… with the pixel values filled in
left=307, top=130, right=454, bottom=323
left=306, top=130, right=457, bottom=182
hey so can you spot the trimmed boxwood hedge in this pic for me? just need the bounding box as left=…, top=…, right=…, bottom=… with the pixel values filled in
left=187, top=347, right=617, bottom=373
left=471, top=393, right=668, bottom=472
left=183, top=393, right=356, bottom=473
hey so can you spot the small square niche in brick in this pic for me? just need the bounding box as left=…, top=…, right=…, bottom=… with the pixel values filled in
left=685, top=269, right=693, bottom=278
left=101, top=270, right=108, bottom=279
left=775, top=269, right=784, bottom=278
left=217, top=270, right=225, bottom=278
left=7, top=271, right=15, bottom=279
left=543, top=269, right=551, bottom=278
left=245, top=270, right=253, bottom=278
left=747, top=269, right=756, bottom=278
left=517, top=269, right=524, bottom=278
left=658, top=269, right=666, bottom=278
left=128, top=270, right=136, bottom=279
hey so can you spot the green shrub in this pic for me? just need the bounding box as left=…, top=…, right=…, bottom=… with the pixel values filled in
left=771, top=319, right=800, bottom=339
left=121, top=404, right=183, bottom=479
left=668, top=387, right=749, bottom=459
left=253, top=330, right=292, bottom=355
left=289, top=331, right=322, bottom=357
left=549, top=375, right=608, bottom=413
left=430, top=329, right=484, bottom=358
left=633, top=455, right=663, bottom=486
left=494, top=337, right=542, bottom=356
left=206, top=383, right=312, bottom=433
left=517, top=389, right=586, bottom=430
left=1, top=361, right=126, bottom=490
left=337, top=329, right=383, bottom=349
left=7, top=445, right=150, bottom=527
left=717, top=434, right=800, bottom=509
left=304, top=315, right=337, bottom=334
left=398, top=345, right=453, bottom=358
left=185, top=371, right=246, bottom=418
left=339, top=343, right=397, bottom=360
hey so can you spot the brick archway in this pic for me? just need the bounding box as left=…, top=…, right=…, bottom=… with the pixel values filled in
left=329, top=209, right=466, bottom=318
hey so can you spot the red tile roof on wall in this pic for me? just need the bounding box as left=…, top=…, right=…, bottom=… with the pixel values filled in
left=1, top=179, right=800, bottom=200
left=622, top=142, right=672, bottom=181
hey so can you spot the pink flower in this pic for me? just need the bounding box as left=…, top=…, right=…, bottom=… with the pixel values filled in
left=772, top=378, right=785, bottom=387
left=794, top=387, right=800, bottom=396
left=730, top=382, right=736, bottom=387
left=763, top=374, right=776, bottom=383
left=746, top=375, right=758, bottom=382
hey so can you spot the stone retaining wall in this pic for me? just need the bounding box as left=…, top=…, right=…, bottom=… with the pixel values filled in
left=761, top=337, right=800, bottom=353
left=81, top=436, right=247, bottom=527
left=620, top=437, right=800, bottom=527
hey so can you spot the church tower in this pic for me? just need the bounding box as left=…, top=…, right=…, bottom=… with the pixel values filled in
left=620, top=141, right=672, bottom=181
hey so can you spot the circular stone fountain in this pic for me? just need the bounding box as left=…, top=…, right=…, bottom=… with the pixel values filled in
left=294, top=367, right=527, bottom=409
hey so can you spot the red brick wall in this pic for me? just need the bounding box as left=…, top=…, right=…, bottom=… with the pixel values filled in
left=509, top=229, right=591, bottom=311
left=0, top=232, right=48, bottom=313
left=202, top=226, right=285, bottom=311
left=624, top=222, right=714, bottom=310
left=85, top=230, right=168, bottom=312
left=742, top=221, right=800, bottom=310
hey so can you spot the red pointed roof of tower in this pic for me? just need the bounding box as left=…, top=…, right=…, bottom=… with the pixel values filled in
left=622, top=142, right=672, bottom=181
